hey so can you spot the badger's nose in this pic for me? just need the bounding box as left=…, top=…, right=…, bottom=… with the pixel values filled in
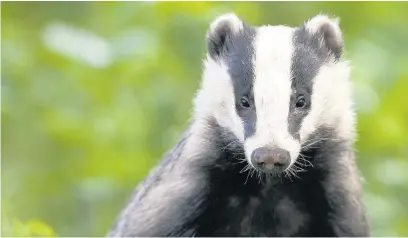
left=251, top=147, right=290, bottom=173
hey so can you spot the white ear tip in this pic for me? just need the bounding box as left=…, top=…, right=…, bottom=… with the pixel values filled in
left=209, top=12, right=243, bottom=34
left=306, top=14, right=341, bottom=33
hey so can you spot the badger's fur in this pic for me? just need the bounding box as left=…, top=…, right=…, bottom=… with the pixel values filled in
left=107, top=13, right=370, bottom=237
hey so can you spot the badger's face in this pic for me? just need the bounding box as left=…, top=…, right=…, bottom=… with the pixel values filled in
left=195, top=13, right=354, bottom=174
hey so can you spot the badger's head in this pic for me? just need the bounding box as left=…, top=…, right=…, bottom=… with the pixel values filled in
left=194, top=13, right=355, bottom=175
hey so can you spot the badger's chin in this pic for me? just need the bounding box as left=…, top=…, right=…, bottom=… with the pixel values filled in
left=244, top=151, right=312, bottom=179
left=243, top=145, right=300, bottom=176
left=247, top=161, right=291, bottom=176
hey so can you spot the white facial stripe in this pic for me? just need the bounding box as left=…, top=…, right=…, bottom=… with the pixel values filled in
left=195, top=57, right=245, bottom=142
left=299, top=61, right=354, bottom=142
left=245, top=26, right=300, bottom=166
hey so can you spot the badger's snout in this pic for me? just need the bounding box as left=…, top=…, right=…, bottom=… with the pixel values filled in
left=250, top=147, right=290, bottom=173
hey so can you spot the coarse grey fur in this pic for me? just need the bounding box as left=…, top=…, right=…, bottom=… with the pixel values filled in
left=107, top=14, right=369, bottom=237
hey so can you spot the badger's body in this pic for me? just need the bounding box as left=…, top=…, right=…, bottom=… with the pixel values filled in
left=108, top=13, right=370, bottom=237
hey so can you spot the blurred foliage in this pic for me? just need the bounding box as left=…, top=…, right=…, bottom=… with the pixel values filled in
left=1, top=1, right=408, bottom=237
left=2, top=214, right=56, bottom=237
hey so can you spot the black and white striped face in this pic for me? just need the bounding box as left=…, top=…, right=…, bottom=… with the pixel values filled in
left=195, top=13, right=354, bottom=174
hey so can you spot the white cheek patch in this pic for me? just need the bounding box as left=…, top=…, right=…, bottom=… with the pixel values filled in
left=244, top=26, right=301, bottom=167
left=194, top=56, right=245, bottom=142
left=299, top=61, right=354, bottom=142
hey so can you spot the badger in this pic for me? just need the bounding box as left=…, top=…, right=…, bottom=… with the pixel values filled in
left=107, top=13, right=370, bottom=237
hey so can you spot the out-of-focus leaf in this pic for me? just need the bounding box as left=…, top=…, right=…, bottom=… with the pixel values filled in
left=26, top=220, right=56, bottom=237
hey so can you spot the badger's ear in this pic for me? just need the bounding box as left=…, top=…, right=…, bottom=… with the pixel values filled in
left=304, top=14, right=344, bottom=60
left=206, top=13, right=244, bottom=60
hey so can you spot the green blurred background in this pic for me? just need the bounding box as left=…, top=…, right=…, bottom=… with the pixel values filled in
left=1, top=1, right=408, bottom=237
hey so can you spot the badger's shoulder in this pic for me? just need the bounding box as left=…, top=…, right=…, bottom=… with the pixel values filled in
left=107, top=124, right=220, bottom=237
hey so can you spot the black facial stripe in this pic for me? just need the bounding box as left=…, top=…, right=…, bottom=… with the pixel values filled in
left=223, top=23, right=257, bottom=139
left=289, top=26, right=330, bottom=139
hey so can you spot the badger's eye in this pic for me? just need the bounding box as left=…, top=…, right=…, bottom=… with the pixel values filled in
left=240, top=97, right=250, bottom=108
left=295, top=96, right=306, bottom=108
